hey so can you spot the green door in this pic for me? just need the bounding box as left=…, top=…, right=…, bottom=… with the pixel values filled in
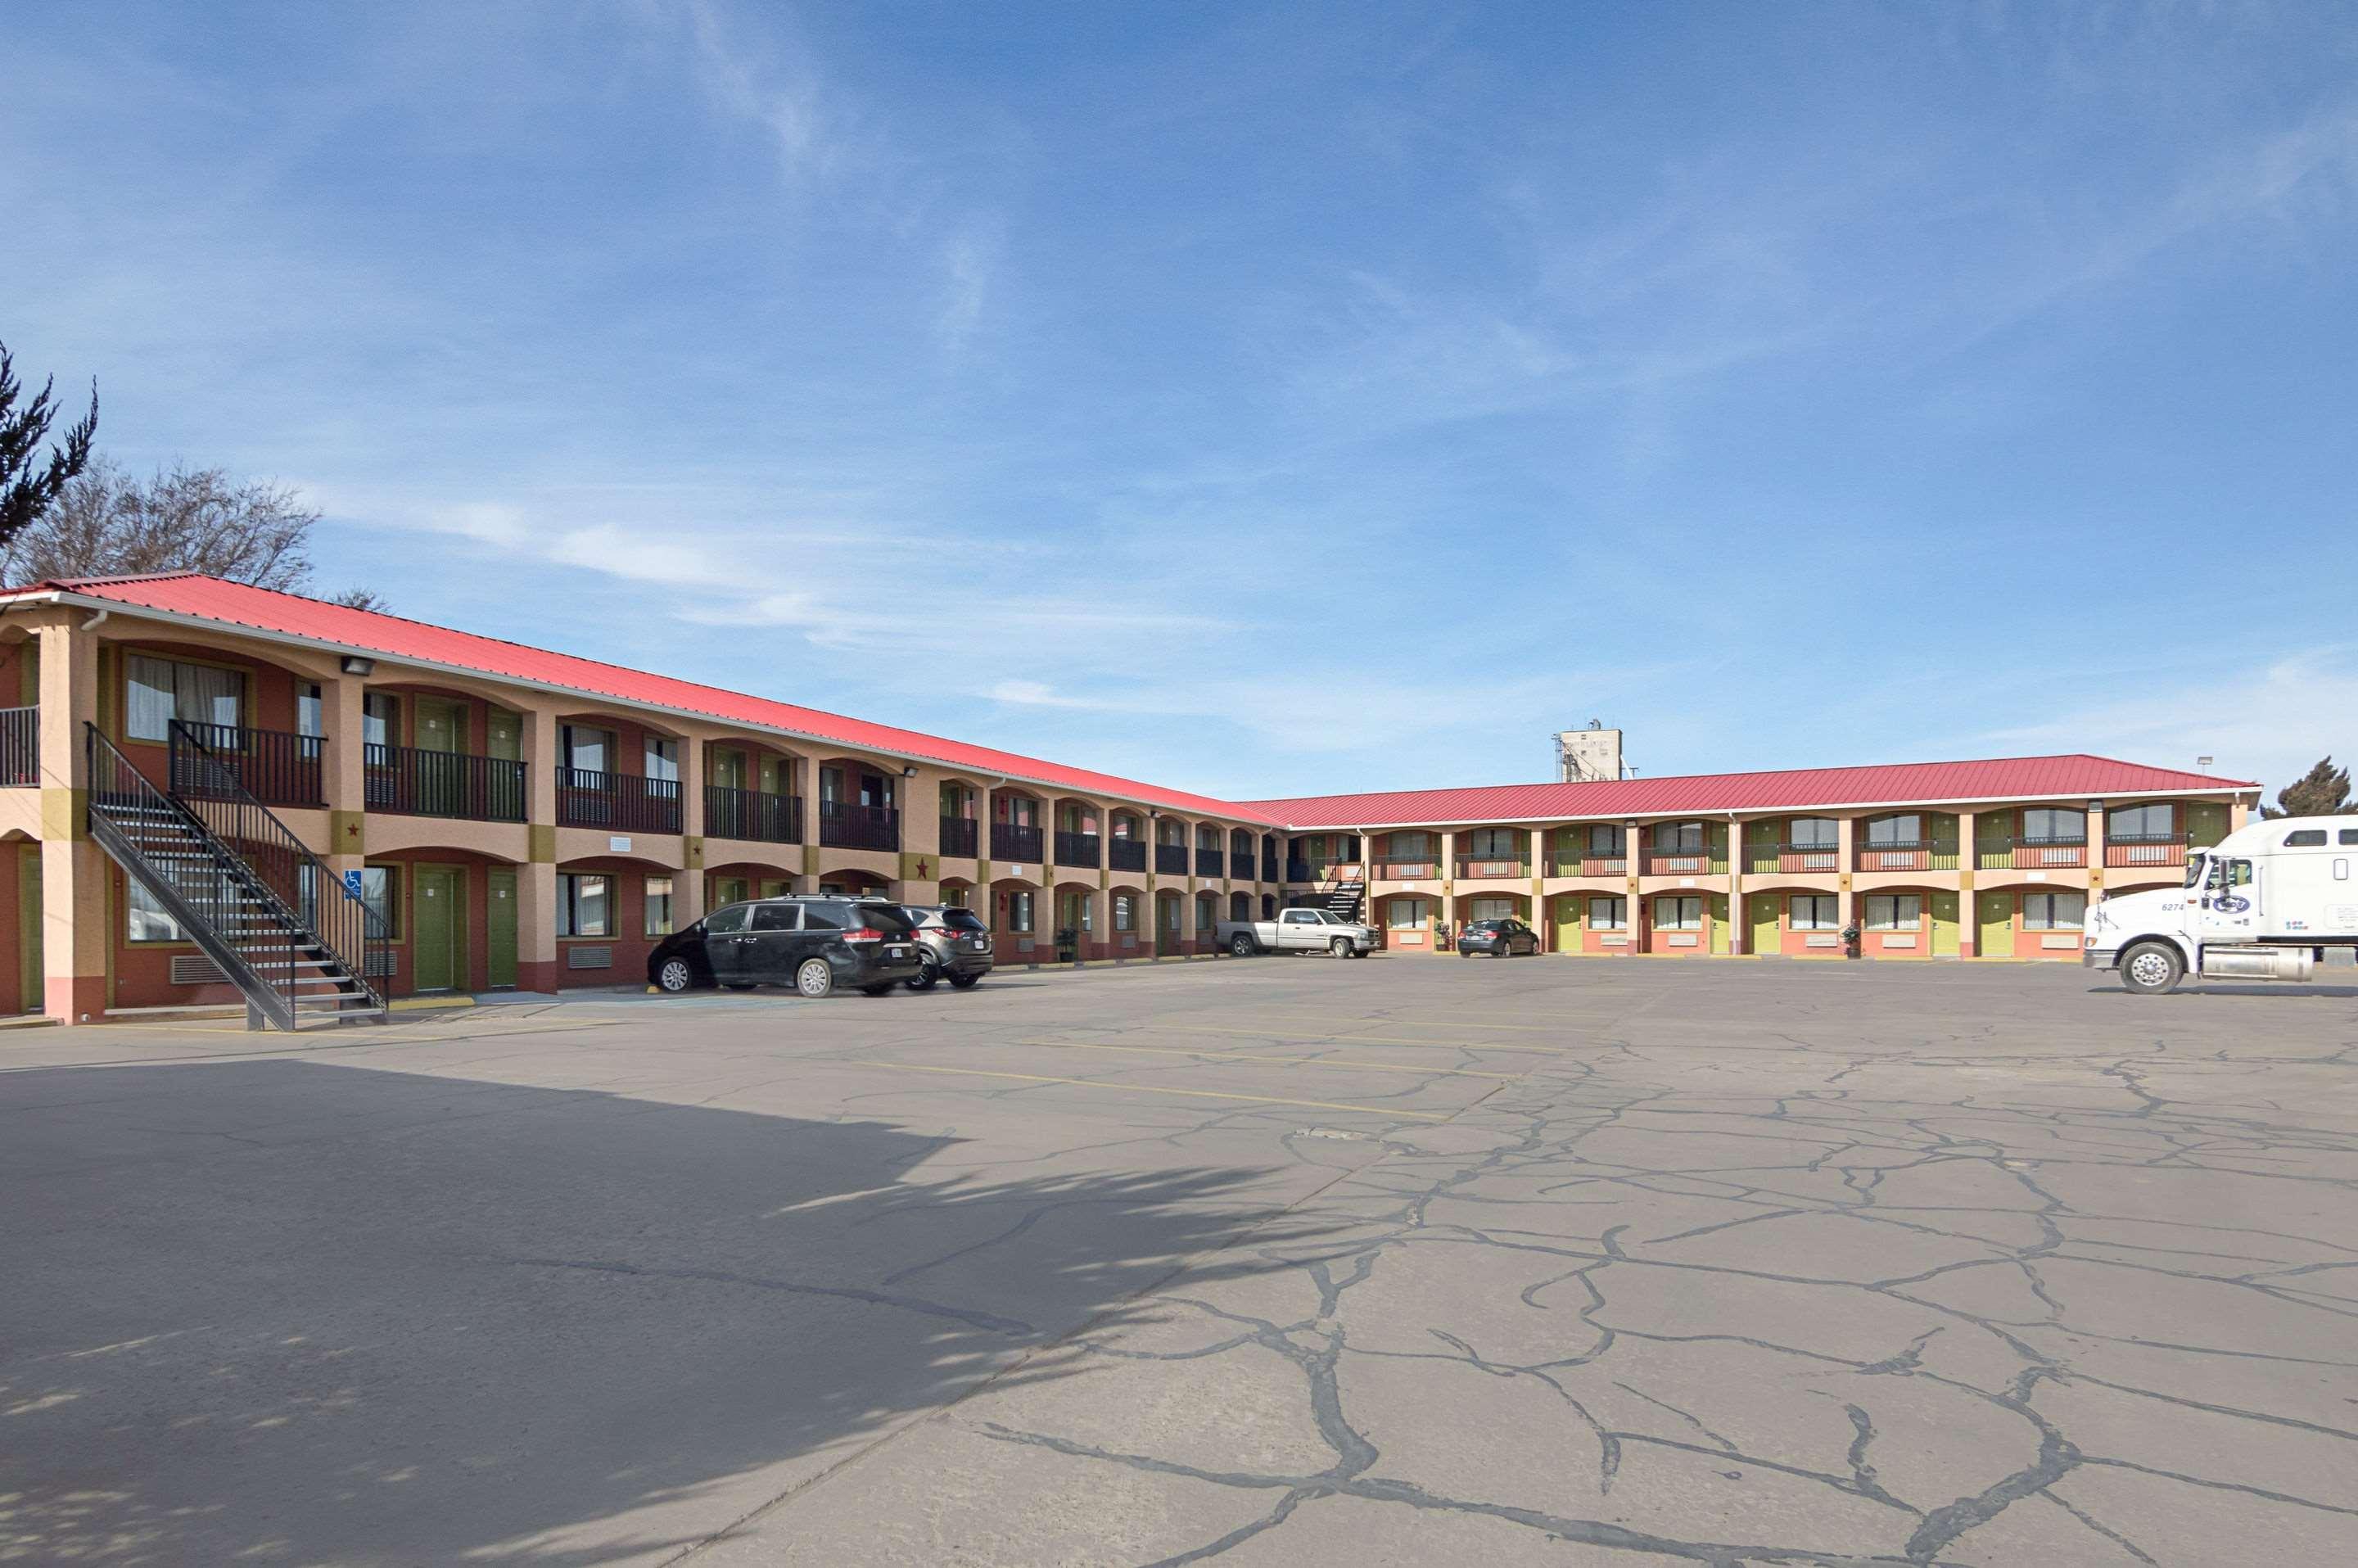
left=18, top=846, right=43, bottom=1014
left=1976, top=890, right=2015, bottom=958
left=413, top=865, right=464, bottom=991
left=1554, top=895, right=1580, bottom=951
left=1748, top=892, right=1781, bottom=956
left=1708, top=892, right=1729, bottom=955
left=2186, top=802, right=2229, bottom=849
left=1976, top=811, right=2015, bottom=871
left=486, top=866, right=517, bottom=988
left=1928, top=889, right=1959, bottom=956
left=417, top=698, right=464, bottom=816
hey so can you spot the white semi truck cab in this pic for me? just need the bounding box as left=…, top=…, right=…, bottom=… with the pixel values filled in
left=2085, top=814, right=2358, bottom=993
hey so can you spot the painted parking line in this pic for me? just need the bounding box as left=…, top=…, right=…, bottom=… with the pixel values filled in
left=1178, top=1009, right=1574, bottom=1034
left=1013, top=1038, right=1529, bottom=1079
left=867, top=1060, right=1454, bottom=1119
left=1138, top=1023, right=1579, bottom=1055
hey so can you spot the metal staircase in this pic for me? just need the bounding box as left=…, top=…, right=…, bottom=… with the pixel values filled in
left=86, top=722, right=388, bottom=1030
left=1320, top=874, right=1366, bottom=924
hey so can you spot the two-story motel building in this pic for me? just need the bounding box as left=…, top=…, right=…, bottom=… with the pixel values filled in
left=0, top=574, right=2257, bottom=1022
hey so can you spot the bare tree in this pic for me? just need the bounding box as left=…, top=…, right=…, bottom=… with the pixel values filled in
left=2, top=456, right=382, bottom=609
left=1, top=337, right=98, bottom=548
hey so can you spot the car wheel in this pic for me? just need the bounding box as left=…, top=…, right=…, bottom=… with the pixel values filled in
left=2120, top=942, right=2184, bottom=996
left=1231, top=933, right=1256, bottom=957
left=795, top=958, right=834, bottom=999
left=1494, top=940, right=1511, bottom=958
left=907, top=956, right=940, bottom=992
left=949, top=973, right=982, bottom=989
left=653, top=957, right=697, bottom=992
left=1330, top=937, right=1351, bottom=959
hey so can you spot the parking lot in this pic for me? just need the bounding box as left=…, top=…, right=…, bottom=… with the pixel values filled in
left=5, top=956, right=2356, bottom=1566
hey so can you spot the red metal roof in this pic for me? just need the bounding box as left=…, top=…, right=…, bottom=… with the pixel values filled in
left=2, top=574, right=2258, bottom=830
left=1245, top=755, right=2257, bottom=829
left=5, top=573, right=1281, bottom=824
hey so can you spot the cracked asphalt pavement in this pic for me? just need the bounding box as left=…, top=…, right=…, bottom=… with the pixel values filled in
left=4, top=956, right=2355, bottom=1565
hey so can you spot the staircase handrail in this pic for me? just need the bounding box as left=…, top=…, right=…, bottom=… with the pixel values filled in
left=165, top=719, right=389, bottom=1010
left=85, top=725, right=305, bottom=1028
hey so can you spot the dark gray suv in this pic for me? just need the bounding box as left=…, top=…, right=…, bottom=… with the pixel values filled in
left=646, top=896, right=923, bottom=997
left=898, top=904, right=993, bottom=991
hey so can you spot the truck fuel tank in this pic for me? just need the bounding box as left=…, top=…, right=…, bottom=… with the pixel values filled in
left=2198, top=947, right=2314, bottom=983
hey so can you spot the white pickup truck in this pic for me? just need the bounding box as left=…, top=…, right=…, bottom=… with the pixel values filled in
left=2086, top=814, right=2358, bottom=992
left=1216, top=906, right=1376, bottom=958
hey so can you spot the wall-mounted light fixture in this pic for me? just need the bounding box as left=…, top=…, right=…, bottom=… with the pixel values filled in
left=902, top=765, right=918, bottom=777
left=341, top=655, right=375, bottom=676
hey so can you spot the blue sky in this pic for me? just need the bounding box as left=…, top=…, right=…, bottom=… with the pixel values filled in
left=3, top=2, right=2352, bottom=802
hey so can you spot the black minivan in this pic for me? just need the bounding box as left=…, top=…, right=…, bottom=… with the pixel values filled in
left=648, top=897, right=924, bottom=998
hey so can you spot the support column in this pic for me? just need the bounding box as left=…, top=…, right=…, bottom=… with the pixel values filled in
left=1836, top=813, right=1858, bottom=935
left=37, top=618, right=107, bottom=1022
left=2085, top=798, right=2107, bottom=905
left=323, top=671, right=368, bottom=907
left=678, top=735, right=706, bottom=926
left=1956, top=809, right=1977, bottom=958
left=1438, top=828, right=1456, bottom=939
left=1624, top=818, right=1642, bottom=953
left=518, top=707, right=559, bottom=993
left=1724, top=814, right=1743, bottom=956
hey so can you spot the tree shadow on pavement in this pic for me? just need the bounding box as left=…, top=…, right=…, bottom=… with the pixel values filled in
left=0, top=1057, right=1339, bottom=1563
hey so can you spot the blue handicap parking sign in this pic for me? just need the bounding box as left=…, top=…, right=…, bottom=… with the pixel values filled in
left=343, top=870, right=364, bottom=899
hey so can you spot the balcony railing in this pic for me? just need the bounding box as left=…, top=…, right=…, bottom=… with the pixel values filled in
left=1373, top=858, right=1437, bottom=880
left=366, top=743, right=527, bottom=822
left=1196, top=847, right=1224, bottom=878
left=1854, top=839, right=1960, bottom=873
left=1981, top=834, right=2086, bottom=870
left=1643, top=845, right=1722, bottom=875
left=0, top=706, right=36, bottom=785
left=705, top=784, right=802, bottom=843
left=1110, top=837, right=1147, bottom=873
left=939, top=816, right=978, bottom=857
left=820, top=800, right=900, bottom=852
left=1055, top=829, right=1101, bottom=868
left=1457, top=856, right=1529, bottom=879
left=1285, top=859, right=1312, bottom=883
left=557, top=768, right=681, bottom=833
left=1747, top=843, right=1839, bottom=874
left=991, top=820, right=1044, bottom=862
left=1155, top=843, right=1189, bottom=876
left=1261, top=856, right=1280, bottom=883
left=169, top=721, right=324, bottom=807
left=2105, top=833, right=2189, bottom=868
left=1578, top=855, right=1628, bottom=876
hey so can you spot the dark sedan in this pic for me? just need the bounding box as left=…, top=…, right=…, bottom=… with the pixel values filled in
left=648, top=897, right=924, bottom=998
left=1456, top=917, right=1542, bottom=957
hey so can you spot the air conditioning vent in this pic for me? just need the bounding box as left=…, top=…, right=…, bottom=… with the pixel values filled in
left=169, top=954, right=228, bottom=987
left=566, top=945, right=613, bottom=969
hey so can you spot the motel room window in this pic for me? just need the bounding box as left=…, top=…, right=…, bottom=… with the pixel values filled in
left=125, top=654, right=244, bottom=743
left=2022, top=807, right=2083, bottom=843
left=296, top=681, right=323, bottom=739
left=1466, top=828, right=1520, bottom=860
left=644, top=876, right=674, bottom=937
left=362, top=692, right=400, bottom=747
left=644, top=737, right=680, bottom=788
left=1007, top=890, right=1035, bottom=933
left=1865, top=893, right=1922, bottom=931
left=1389, top=831, right=1433, bottom=859
left=1587, top=896, right=1627, bottom=930
left=1586, top=824, right=1623, bottom=856
left=1789, top=894, right=1839, bottom=930
left=560, top=725, right=615, bottom=776
left=125, top=877, right=187, bottom=942
left=1788, top=817, right=1838, bottom=850
left=711, top=876, right=751, bottom=907
left=1468, top=896, right=1516, bottom=923
left=1865, top=814, right=1922, bottom=847
left=942, top=885, right=969, bottom=909
left=2107, top=802, right=2176, bottom=840
left=1652, top=821, right=1705, bottom=853
left=557, top=874, right=612, bottom=938
left=1388, top=897, right=1430, bottom=929
left=1114, top=894, right=1136, bottom=931
left=2021, top=892, right=2086, bottom=931
left=1655, top=895, right=1702, bottom=930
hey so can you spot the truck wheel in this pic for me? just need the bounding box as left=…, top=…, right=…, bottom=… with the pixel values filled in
left=1330, top=937, right=1351, bottom=959
left=1231, top=933, right=1256, bottom=957
left=2120, top=942, right=2184, bottom=996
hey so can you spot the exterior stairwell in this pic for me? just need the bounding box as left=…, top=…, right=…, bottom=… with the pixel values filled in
left=86, top=723, right=388, bottom=1031
left=1321, top=875, right=1366, bottom=924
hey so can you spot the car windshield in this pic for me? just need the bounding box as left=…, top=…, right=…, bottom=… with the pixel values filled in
left=2184, top=854, right=2207, bottom=890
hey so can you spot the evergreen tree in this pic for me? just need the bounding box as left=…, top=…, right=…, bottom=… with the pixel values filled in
left=0, top=337, right=98, bottom=550
left=2259, top=757, right=2351, bottom=820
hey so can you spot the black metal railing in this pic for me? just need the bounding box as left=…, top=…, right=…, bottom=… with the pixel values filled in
left=0, top=705, right=35, bottom=785
left=1262, top=856, right=1279, bottom=883
left=992, top=821, right=1044, bottom=862
left=123, top=723, right=386, bottom=1027
left=1195, top=847, right=1224, bottom=878
left=820, top=800, right=900, bottom=851
left=939, top=816, right=979, bottom=857
left=1110, top=838, right=1147, bottom=872
left=1055, top=829, right=1100, bottom=868
left=364, top=743, right=526, bottom=822
left=704, top=784, right=801, bottom=843
left=168, top=721, right=324, bottom=807
left=1155, top=843, right=1189, bottom=876
left=556, top=768, right=681, bottom=833
left=1285, top=859, right=1312, bottom=883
